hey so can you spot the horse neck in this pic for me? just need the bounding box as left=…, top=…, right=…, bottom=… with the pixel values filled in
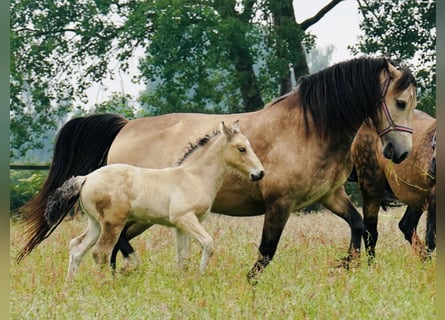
left=181, top=134, right=229, bottom=192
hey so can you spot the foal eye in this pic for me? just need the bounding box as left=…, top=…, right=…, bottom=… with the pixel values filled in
left=238, top=147, right=246, bottom=153
left=396, top=100, right=406, bottom=110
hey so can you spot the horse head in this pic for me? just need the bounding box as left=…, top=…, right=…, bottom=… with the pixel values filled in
left=221, top=120, right=265, bottom=181
left=376, top=60, right=417, bottom=164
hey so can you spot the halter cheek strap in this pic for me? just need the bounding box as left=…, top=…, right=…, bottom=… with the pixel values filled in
left=378, top=76, right=414, bottom=137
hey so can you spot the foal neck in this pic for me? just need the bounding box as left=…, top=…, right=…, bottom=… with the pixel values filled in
left=180, top=133, right=229, bottom=177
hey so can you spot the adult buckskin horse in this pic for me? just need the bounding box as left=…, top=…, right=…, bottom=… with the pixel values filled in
left=351, top=109, right=435, bottom=260
left=16, top=57, right=417, bottom=282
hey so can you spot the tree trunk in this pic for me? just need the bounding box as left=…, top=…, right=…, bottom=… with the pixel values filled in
left=231, top=50, right=265, bottom=112
left=218, top=0, right=265, bottom=112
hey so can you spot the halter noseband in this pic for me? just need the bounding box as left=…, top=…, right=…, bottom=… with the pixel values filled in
left=378, top=76, right=414, bottom=137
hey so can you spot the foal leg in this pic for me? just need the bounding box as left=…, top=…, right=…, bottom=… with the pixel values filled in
left=175, top=229, right=191, bottom=271
left=92, top=222, right=126, bottom=271
left=67, top=217, right=101, bottom=279
left=321, top=186, right=364, bottom=267
left=173, top=211, right=214, bottom=274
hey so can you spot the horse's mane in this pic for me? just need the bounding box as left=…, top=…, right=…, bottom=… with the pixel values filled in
left=175, top=128, right=221, bottom=166
left=289, top=56, right=416, bottom=142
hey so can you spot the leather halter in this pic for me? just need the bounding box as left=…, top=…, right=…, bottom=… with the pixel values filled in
left=378, top=76, right=414, bottom=137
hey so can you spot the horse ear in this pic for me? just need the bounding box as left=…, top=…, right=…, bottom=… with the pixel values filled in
left=221, top=121, right=234, bottom=138
left=385, top=58, right=399, bottom=77
left=231, top=120, right=240, bottom=133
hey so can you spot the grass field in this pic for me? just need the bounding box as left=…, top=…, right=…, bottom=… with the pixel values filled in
left=10, top=206, right=435, bottom=319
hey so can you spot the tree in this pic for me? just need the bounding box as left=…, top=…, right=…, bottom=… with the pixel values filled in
left=351, top=0, right=436, bottom=116
left=10, top=0, right=346, bottom=159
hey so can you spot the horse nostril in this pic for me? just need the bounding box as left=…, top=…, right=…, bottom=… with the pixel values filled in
left=251, top=170, right=264, bottom=181
left=383, top=143, right=393, bottom=160
left=258, top=170, right=265, bottom=179
left=394, top=151, right=408, bottom=164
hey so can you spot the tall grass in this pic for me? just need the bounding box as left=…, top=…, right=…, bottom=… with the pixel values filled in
left=10, top=207, right=435, bottom=319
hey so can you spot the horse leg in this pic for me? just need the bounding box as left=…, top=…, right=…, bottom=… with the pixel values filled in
left=362, top=197, right=382, bottom=261
left=67, top=217, right=101, bottom=279
left=322, top=186, right=364, bottom=268
left=121, top=223, right=152, bottom=269
left=110, top=223, right=150, bottom=271
left=425, top=186, right=436, bottom=257
left=247, top=199, right=292, bottom=283
left=172, top=211, right=214, bottom=274
left=110, top=234, right=129, bottom=270
left=175, top=228, right=191, bottom=271
left=398, top=206, right=425, bottom=257
left=111, top=234, right=140, bottom=272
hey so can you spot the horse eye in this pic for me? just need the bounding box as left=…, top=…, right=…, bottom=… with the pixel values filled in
left=396, top=100, right=406, bottom=110
left=238, top=147, right=246, bottom=153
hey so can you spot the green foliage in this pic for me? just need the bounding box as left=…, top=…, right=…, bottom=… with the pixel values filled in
left=137, top=0, right=285, bottom=115
left=10, top=0, right=143, bottom=158
left=77, top=93, right=140, bottom=119
left=10, top=170, right=47, bottom=214
left=11, top=0, right=320, bottom=157
left=352, top=0, right=436, bottom=116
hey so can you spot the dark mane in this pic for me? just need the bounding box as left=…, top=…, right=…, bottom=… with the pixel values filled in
left=175, top=129, right=220, bottom=166
left=291, top=56, right=416, bottom=142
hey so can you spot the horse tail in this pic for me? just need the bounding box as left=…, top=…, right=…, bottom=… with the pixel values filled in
left=44, top=176, right=86, bottom=231
left=16, top=113, right=129, bottom=262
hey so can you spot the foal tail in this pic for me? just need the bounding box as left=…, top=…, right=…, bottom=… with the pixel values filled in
left=44, top=176, right=86, bottom=232
left=16, top=113, right=129, bottom=262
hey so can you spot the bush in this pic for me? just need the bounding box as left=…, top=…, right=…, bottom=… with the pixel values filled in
left=10, top=170, right=47, bottom=216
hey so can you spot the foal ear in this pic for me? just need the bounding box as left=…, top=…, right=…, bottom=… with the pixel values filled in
left=221, top=121, right=234, bottom=138
left=231, top=120, right=240, bottom=133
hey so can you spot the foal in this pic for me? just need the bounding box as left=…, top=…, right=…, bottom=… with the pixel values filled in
left=44, top=121, right=264, bottom=278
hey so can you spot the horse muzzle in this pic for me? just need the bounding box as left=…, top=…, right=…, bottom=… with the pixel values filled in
left=382, top=142, right=409, bottom=164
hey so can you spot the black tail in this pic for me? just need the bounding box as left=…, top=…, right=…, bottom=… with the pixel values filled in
left=16, top=113, right=129, bottom=262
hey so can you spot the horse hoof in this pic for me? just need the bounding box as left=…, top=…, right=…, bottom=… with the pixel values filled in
left=336, top=255, right=361, bottom=270
left=247, top=270, right=260, bottom=286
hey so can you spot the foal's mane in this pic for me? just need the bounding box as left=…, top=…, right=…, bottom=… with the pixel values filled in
left=286, top=56, right=416, bottom=142
left=175, top=128, right=221, bottom=166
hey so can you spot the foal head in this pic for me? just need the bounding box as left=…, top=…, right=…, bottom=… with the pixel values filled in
left=376, top=60, right=417, bottom=163
left=221, top=121, right=265, bottom=181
